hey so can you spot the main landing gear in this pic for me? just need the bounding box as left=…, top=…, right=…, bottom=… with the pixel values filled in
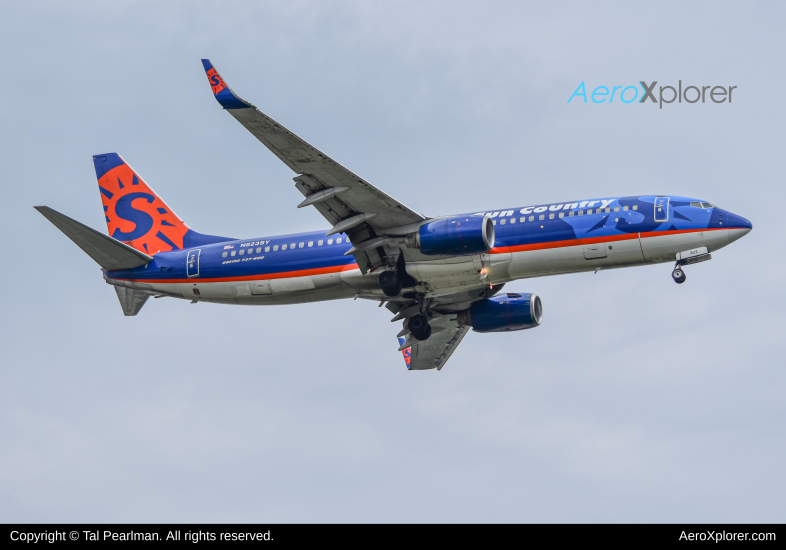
left=381, top=256, right=432, bottom=341
left=377, top=256, right=418, bottom=297
left=407, top=314, right=432, bottom=341
left=377, top=270, right=402, bottom=297
left=672, top=264, right=686, bottom=284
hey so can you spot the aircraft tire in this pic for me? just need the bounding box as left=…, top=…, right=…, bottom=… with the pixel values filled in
left=408, top=314, right=432, bottom=341
left=672, top=269, right=686, bottom=284
left=382, top=281, right=402, bottom=297
left=378, top=271, right=401, bottom=296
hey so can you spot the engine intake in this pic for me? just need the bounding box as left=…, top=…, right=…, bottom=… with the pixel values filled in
left=407, top=215, right=495, bottom=256
left=457, top=293, right=542, bottom=333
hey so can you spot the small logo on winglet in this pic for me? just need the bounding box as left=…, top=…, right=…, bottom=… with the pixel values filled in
left=206, top=67, right=227, bottom=95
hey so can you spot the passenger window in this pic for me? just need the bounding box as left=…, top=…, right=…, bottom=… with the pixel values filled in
left=299, top=242, right=304, bottom=248
left=559, top=212, right=564, bottom=218
left=623, top=206, right=629, bottom=211
left=337, top=238, right=342, bottom=244
left=273, top=245, right=279, bottom=251
left=538, top=214, right=545, bottom=220
left=222, top=252, right=228, bottom=258
left=578, top=210, right=584, bottom=216
left=548, top=213, right=554, bottom=219
left=605, top=207, right=611, bottom=213
left=510, top=218, right=516, bottom=224
left=239, top=249, right=245, bottom=255
left=328, top=239, right=333, bottom=245
left=632, top=205, right=638, bottom=210
left=265, top=246, right=270, bottom=252
left=308, top=241, right=313, bottom=247
left=231, top=250, right=236, bottom=256
left=569, top=211, right=574, bottom=217
left=290, top=243, right=295, bottom=249
left=282, top=244, right=287, bottom=250
left=318, top=240, right=324, bottom=246
left=528, top=215, right=534, bottom=222
left=500, top=219, right=506, bottom=225
left=614, top=206, right=619, bottom=212
left=492, top=220, right=496, bottom=225
left=520, top=217, right=526, bottom=223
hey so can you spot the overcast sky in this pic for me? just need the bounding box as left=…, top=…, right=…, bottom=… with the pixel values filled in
left=1, top=1, right=784, bottom=522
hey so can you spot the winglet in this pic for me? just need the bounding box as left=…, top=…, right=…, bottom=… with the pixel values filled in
left=201, top=59, right=252, bottom=110
left=397, top=337, right=412, bottom=370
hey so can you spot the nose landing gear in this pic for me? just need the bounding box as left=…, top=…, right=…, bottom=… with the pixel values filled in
left=672, top=247, right=712, bottom=284
left=672, top=266, right=686, bottom=284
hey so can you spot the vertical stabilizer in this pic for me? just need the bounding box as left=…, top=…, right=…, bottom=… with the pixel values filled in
left=94, top=153, right=189, bottom=255
left=93, top=153, right=233, bottom=254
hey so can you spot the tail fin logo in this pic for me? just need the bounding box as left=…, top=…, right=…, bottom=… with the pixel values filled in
left=94, top=154, right=189, bottom=255
left=206, top=67, right=227, bottom=95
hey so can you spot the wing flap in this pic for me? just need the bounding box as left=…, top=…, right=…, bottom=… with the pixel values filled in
left=399, top=320, right=470, bottom=371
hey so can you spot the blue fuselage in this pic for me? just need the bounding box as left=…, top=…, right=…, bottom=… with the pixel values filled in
left=106, top=195, right=752, bottom=304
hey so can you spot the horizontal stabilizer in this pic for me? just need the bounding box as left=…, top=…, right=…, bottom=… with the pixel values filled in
left=114, top=286, right=151, bottom=316
left=35, top=206, right=153, bottom=270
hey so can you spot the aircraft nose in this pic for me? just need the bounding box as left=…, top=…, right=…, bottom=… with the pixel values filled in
left=728, top=212, right=752, bottom=232
left=725, top=211, right=751, bottom=244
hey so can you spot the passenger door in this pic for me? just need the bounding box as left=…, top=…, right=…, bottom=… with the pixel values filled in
left=187, top=249, right=201, bottom=277
left=654, top=197, right=670, bottom=222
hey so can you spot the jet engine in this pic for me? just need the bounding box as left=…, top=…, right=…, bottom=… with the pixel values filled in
left=456, top=293, right=542, bottom=333
left=407, top=215, right=495, bottom=256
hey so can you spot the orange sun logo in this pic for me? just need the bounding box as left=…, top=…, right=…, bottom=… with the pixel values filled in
left=206, top=67, right=227, bottom=95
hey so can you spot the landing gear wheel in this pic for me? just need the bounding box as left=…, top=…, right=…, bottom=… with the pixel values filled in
left=408, top=314, right=432, bottom=341
left=377, top=271, right=402, bottom=297
left=672, top=268, right=686, bottom=284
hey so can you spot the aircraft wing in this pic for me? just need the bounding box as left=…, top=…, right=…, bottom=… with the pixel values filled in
left=397, top=318, right=470, bottom=371
left=201, top=60, right=426, bottom=272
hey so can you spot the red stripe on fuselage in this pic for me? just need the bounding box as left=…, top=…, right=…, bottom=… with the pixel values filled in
left=112, top=263, right=359, bottom=284
left=488, top=226, right=733, bottom=254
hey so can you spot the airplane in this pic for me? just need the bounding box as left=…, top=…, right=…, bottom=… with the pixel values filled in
left=36, top=59, right=753, bottom=371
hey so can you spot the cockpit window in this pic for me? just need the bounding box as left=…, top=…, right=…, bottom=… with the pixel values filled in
left=691, top=201, right=716, bottom=208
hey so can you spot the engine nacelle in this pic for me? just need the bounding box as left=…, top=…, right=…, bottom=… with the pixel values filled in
left=456, top=293, right=542, bottom=333
left=407, top=215, right=495, bottom=256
